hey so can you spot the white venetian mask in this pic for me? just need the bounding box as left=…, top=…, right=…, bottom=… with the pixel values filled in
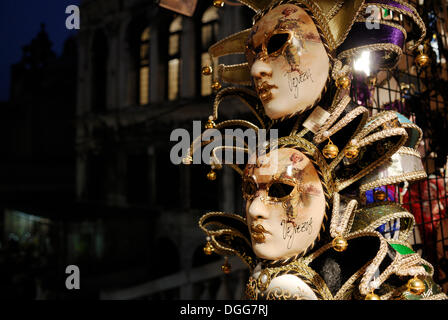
left=245, top=4, right=330, bottom=120
left=243, top=147, right=326, bottom=260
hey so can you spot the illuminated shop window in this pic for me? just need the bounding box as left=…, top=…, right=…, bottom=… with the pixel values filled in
left=168, top=16, right=182, bottom=101
left=139, top=27, right=150, bottom=105
left=201, top=7, right=219, bottom=96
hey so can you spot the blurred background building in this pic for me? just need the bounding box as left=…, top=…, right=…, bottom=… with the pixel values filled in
left=0, top=0, right=447, bottom=299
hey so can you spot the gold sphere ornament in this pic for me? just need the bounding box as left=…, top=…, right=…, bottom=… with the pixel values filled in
left=374, top=189, right=387, bottom=201
left=202, top=66, right=212, bottom=76
left=332, top=236, right=348, bottom=252
left=407, top=276, right=426, bottom=295
left=211, top=81, right=222, bottom=91
left=207, top=169, right=217, bottom=181
left=365, top=291, right=381, bottom=300
left=322, top=139, right=339, bottom=159
left=205, top=118, right=216, bottom=129
left=203, top=241, right=214, bottom=255
left=336, top=75, right=351, bottom=89
left=415, top=52, right=430, bottom=68
left=344, top=144, right=359, bottom=159
left=221, top=261, right=232, bottom=274
left=182, top=155, right=192, bottom=165
left=213, top=0, right=225, bottom=8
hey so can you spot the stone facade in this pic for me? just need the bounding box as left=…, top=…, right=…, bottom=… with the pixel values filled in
left=76, top=0, right=253, bottom=299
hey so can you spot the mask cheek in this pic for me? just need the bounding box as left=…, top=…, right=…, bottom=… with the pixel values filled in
left=281, top=196, right=300, bottom=220
left=283, top=44, right=302, bottom=70
left=299, top=192, right=312, bottom=208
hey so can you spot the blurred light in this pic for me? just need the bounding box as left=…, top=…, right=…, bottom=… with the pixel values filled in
left=430, top=34, right=440, bottom=63
left=354, top=50, right=371, bottom=76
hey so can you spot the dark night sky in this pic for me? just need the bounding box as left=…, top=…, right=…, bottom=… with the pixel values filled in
left=0, top=0, right=80, bottom=102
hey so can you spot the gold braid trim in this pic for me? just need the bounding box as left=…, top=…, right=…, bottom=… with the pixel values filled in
left=265, top=286, right=307, bottom=300
left=355, top=17, right=408, bottom=40
left=326, top=0, right=344, bottom=21
left=315, top=105, right=369, bottom=149
left=217, top=63, right=252, bottom=86
left=359, top=2, right=426, bottom=50
left=357, top=127, right=407, bottom=148
left=338, top=43, right=403, bottom=69
left=209, top=28, right=251, bottom=57
left=313, top=95, right=351, bottom=144
left=353, top=211, right=415, bottom=242
left=327, top=111, right=402, bottom=172
left=257, top=259, right=334, bottom=300
left=212, top=87, right=265, bottom=129
left=302, top=231, right=391, bottom=298
left=333, top=260, right=372, bottom=300
left=398, top=146, right=421, bottom=157
left=215, top=119, right=260, bottom=131
left=359, top=171, right=427, bottom=195
left=422, top=293, right=448, bottom=300
left=401, top=122, right=423, bottom=149
left=356, top=232, right=396, bottom=296
left=327, top=106, right=369, bottom=143
left=210, top=145, right=248, bottom=175
left=335, top=111, right=408, bottom=191
left=357, top=110, right=398, bottom=138
left=199, top=211, right=257, bottom=270
left=330, top=192, right=358, bottom=239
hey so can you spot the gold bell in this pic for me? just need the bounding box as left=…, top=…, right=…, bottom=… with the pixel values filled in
left=202, top=66, right=212, bottom=76
left=207, top=169, right=217, bottom=181
left=336, top=75, right=351, bottom=89
left=415, top=52, right=430, bottom=68
left=344, top=144, right=359, bottom=159
left=182, top=155, right=192, bottom=165
left=211, top=81, right=222, bottom=91
left=205, top=118, right=216, bottom=129
left=332, top=236, right=348, bottom=252
left=365, top=290, right=381, bottom=300
left=322, top=139, right=339, bottom=159
left=213, top=0, right=225, bottom=8
left=203, top=241, right=214, bottom=255
left=374, top=189, right=387, bottom=201
left=221, top=258, right=232, bottom=274
left=407, top=276, right=426, bottom=295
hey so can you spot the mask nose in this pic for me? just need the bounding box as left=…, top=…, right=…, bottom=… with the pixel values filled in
left=247, top=192, right=270, bottom=221
left=251, top=58, right=273, bottom=80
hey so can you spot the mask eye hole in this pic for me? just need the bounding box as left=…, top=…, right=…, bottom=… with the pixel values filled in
left=268, top=182, right=294, bottom=199
left=242, top=179, right=257, bottom=200
left=266, top=33, right=290, bottom=55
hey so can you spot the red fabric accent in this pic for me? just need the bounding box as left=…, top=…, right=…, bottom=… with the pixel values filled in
left=402, top=176, right=448, bottom=235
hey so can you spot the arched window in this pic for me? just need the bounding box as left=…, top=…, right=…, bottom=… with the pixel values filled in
left=139, top=27, right=150, bottom=106
left=201, top=7, right=219, bottom=96
left=168, top=16, right=182, bottom=101
left=91, top=30, right=108, bottom=113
